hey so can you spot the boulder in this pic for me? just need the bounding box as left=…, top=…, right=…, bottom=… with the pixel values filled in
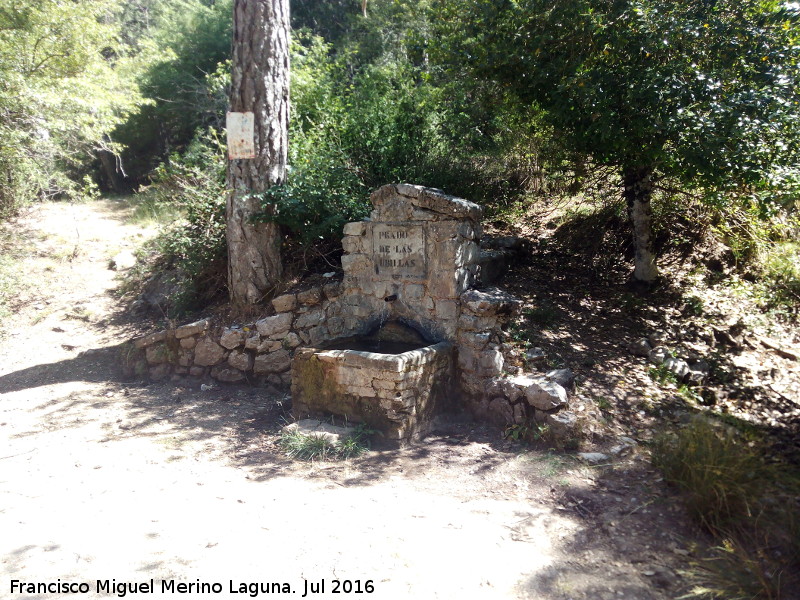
left=546, top=411, right=578, bottom=438
left=685, top=359, right=710, bottom=384
left=513, top=376, right=568, bottom=411
left=546, top=368, right=575, bottom=390
left=648, top=346, right=672, bottom=365
left=666, top=357, right=690, bottom=379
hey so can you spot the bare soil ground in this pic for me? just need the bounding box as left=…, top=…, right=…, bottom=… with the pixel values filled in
left=1, top=199, right=784, bottom=600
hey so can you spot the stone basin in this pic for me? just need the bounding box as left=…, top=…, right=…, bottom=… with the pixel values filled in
left=291, top=334, right=454, bottom=445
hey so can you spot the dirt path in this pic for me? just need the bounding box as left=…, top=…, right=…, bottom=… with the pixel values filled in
left=1, top=200, right=695, bottom=600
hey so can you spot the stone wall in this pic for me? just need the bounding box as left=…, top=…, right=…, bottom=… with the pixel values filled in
left=124, top=279, right=346, bottom=392
left=126, top=183, right=573, bottom=433
left=125, top=185, right=513, bottom=397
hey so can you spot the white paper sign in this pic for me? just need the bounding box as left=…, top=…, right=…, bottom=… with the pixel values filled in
left=226, top=112, right=256, bottom=159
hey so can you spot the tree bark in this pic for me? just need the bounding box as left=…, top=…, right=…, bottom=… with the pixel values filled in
left=98, top=149, right=130, bottom=194
left=227, top=0, right=290, bottom=306
left=623, top=166, right=659, bottom=284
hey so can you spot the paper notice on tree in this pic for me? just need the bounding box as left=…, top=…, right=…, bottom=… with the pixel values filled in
left=226, top=112, right=255, bottom=159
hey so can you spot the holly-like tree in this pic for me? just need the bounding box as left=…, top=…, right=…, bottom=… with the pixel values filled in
left=437, top=0, right=800, bottom=282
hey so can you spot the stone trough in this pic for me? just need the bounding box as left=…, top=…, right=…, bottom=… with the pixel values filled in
left=291, top=322, right=454, bottom=444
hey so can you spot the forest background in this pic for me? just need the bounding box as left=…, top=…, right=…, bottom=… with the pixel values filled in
left=3, top=4, right=800, bottom=598
left=2, top=0, right=798, bottom=314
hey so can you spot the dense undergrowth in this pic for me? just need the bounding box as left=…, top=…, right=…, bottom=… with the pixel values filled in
left=652, top=418, right=800, bottom=599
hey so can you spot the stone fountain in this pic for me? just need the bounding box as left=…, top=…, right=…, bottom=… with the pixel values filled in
left=291, top=184, right=504, bottom=444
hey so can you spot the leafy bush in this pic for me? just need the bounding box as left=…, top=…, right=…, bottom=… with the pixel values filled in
left=760, top=241, right=800, bottom=310
left=123, top=128, right=227, bottom=316
left=251, top=31, right=556, bottom=257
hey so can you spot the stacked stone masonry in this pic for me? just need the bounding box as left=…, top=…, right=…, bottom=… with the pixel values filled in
left=126, top=184, right=573, bottom=435
left=292, top=342, right=453, bottom=442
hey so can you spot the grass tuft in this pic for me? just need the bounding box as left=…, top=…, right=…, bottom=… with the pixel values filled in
left=652, top=417, right=772, bottom=534
left=653, top=416, right=800, bottom=599
left=679, top=538, right=782, bottom=600
left=278, top=424, right=373, bottom=461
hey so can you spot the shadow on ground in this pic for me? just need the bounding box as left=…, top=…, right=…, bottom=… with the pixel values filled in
left=0, top=340, right=518, bottom=489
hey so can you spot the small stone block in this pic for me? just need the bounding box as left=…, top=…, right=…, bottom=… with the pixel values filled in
left=175, top=319, right=209, bottom=339
left=256, top=313, right=292, bottom=337
left=193, top=337, right=226, bottom=367
left=272, top=293, right=297, bottom=313
left=211, top=366, right=245, bottom=383
left=297, top=287, right=323, bottom=306
left=220, top=327, right=246, bottom=350
left=323, top=280, right=342, bottom=300
left=343, top=221, right=366, bottom=236
left=134, top=330, right=167, bottom=349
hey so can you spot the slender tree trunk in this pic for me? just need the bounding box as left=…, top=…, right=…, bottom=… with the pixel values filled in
left=227, top=0, right=289, bottom=306
left=623, top=166, right=659, bottom=284
left=98, top=149, right=130, bottom=194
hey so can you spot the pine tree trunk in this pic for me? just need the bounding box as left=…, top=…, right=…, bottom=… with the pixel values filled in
left=226, top=0, right=289, bottom=306
left=623, top=166, right=659, bottom=284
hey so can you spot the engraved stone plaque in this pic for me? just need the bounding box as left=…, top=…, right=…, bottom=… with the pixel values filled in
left=226, top=112, right=256, bottom=159
left=372, top=223, right=426, bottom=280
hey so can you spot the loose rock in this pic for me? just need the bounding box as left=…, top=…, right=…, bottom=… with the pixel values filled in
left=628, top=338, right=652, bottom=357
left=648, top=346, right=672, bottom=365
left=578, top=452, right=610, bottom=464
left=546, top=368, right=575, bottom=390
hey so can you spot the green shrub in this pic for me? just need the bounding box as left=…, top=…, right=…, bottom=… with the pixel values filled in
left=253, top=149, right=369, bottom=247
left=760, top=241, right=800, bottom=309
left=122, top=128, right=227, bottom=316
left=649, top=364, right=679, bottom=386
left=251, top=32, right=551, bottom=255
